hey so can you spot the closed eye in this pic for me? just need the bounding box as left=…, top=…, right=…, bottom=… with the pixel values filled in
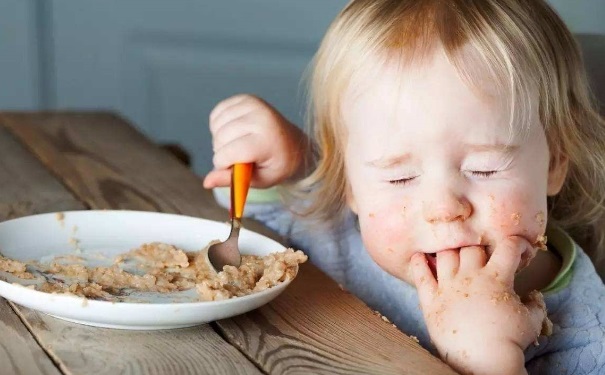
left=469, top=171, right=498, bottom=178
left=389, top=177, right=417, bottom=185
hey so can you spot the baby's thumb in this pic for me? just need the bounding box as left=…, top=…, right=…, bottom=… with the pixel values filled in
left=410, top=253, right=437, bottom=307
left=202, top=169, right=231, bottom=189
left=523, top=290, right=552, bottom=341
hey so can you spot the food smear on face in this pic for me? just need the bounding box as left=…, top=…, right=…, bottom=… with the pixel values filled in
left=0, top=242, right=307, bottom=303
left=534, top=234, right=547, bottom=251
left=511, top=213, right=521, bottom=226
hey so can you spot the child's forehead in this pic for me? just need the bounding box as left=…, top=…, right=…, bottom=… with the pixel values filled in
left=339, top=45, right=537, bottom=142
left=343, top=45, right=501, bottom=105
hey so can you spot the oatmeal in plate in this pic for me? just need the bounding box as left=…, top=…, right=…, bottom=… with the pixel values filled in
left=0, top=242, right=307, bottom=302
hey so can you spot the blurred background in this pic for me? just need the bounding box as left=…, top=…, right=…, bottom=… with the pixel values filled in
left=1, top=0, right=604, bottom=176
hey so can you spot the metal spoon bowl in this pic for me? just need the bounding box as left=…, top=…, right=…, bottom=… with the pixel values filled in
left=207, top=163, right=252, bottom=272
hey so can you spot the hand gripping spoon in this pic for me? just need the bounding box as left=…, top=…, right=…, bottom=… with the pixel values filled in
left=207, top=163, right=253, bottom=272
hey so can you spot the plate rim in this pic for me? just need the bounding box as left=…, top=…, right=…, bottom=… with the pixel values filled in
left=0, top=209, right=296, bottom=308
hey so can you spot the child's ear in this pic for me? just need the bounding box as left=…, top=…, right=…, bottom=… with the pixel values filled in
left=547, top=152, right=569, bottom=196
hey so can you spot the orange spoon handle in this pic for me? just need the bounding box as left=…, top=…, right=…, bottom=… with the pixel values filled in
left=230, top=163, right=253, bottom=220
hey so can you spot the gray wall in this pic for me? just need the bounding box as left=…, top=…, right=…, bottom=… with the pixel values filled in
left=548, top=0, right=605, bottom=34
left=0, top=0, right=603, bottom=175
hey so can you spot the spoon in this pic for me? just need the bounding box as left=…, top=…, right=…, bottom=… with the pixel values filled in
left=207, top=163, right=253, bottom=272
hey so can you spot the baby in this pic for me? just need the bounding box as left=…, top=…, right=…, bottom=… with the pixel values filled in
left=204, top=0, right=605, bottom=374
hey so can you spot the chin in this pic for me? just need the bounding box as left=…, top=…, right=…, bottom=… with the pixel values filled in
left=385, top=264, right=412, bottom=282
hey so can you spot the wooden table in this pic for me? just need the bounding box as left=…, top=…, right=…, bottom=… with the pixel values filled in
left=0, top=112, right=457, bottom=375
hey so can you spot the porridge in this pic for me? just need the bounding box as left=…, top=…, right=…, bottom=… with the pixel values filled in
left=0, top=242, right=307, bottom=302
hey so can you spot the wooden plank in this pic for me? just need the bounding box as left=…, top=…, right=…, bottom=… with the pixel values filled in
left=0, top=113, right=263, bottom=375
left=0, top=126, right=84, bottom=220
left=1, top=112, right=457, bottom=374
left=0, top=111, right=278, bottom=241
left=0, top=126, right=68, bottom=375
left=0, top=301, right=62, bottom=375
left=220, top=264, right=453, bottom=374
left=11, top=307, right=262, bottom=375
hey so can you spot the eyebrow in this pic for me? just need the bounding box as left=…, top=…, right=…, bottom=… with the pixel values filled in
left=365, top=144, right=518, bottom=169
left=464, top=143, right=519, bottom=153
left=365, top=153, right=412, bottom=168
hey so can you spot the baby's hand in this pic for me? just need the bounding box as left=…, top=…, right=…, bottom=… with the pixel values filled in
left=411, top=237, right=546, bottom=375
left=203, top=94, right=308, bottom=189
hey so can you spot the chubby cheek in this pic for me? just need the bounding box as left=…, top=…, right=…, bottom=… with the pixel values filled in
left=357, top=204, right=415, bottom=283
left=484, top=191, right=547, bottom=250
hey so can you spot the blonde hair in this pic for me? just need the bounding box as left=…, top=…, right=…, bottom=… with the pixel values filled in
left=293, top=0, right=605, bottom=271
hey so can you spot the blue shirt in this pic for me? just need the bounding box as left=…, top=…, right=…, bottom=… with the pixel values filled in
left=244, top=201, right=605, bottom=374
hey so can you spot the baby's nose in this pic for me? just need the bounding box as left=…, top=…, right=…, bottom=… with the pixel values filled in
left=423, top=192, right=472, bottom=223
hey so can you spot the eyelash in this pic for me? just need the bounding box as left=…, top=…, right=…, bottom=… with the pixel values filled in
left=389, top=177, right=416, bottom=185
left=469, top=170, right=498, bottom=178
left=389, top=170, right=498, bottom=185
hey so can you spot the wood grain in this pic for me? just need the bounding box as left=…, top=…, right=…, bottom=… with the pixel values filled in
left=219, top=264, right=455, bottom=375
left=12, top=306, right=262, bottom=375
left=0, top=126, right=84, bottom=220
left=0, top=126, right=70, bottom=375
left=0, top=301, right=62, bottom=375
left=0, top=112, right=280, bottom=242
left=1, top=112, right=457, bottom=374
left=0, top=113, right=263, bottom=375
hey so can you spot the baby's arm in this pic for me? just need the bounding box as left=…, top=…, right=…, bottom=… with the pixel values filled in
left=205, top=93, right=317, bottom=249
left=204, top=94, right=310, bottom=190
left=411, top=237, right=546, bottom=375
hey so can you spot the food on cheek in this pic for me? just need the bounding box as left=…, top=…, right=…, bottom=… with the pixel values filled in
left=516, top=234, right=547, bottom=271
left=511, top=213, right=521, bottom=226
left=534, top=234, right=547, bottom=251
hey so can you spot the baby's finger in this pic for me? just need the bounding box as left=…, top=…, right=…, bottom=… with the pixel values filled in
left=459, top=246, right=487, bottom=272
left=213, top=119, right=253, bottom=152
left=410, top=253, right=437, bottom=306
left=211, top=106, right=256, bottom=140
left=209, top=94, right=250, bottom=133
left=202, top=169, right=232, bottom=189
left=486, top=236, right=531, bottom=283
left=523, top=291, right=550, bottom=343
left=436, top=249, right=459, bottom=281
left=213, top=134, right=259, bottom=169
left=518, top=243, right=539, bottom=271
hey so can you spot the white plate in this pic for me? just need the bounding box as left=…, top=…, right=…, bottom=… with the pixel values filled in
left=0, top=210, right=293, bottom=330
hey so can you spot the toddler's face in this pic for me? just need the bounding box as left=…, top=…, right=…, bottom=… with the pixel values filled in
left=342, top=49, right=565, bottom=285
